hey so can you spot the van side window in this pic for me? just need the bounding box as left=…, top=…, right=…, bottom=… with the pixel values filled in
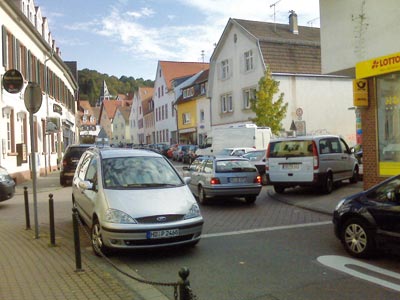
left=340, top=139, right=350, bottom=154
left=319, top=140, right=330, bottom=154
left=329, top=139, right=341, bottom=153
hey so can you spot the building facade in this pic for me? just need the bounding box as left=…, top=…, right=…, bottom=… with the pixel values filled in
left=1, top=0, right=78, bottom=183
left=208, top=15, right=356, bottom=143
left=319, top=0, right=400, bottom=188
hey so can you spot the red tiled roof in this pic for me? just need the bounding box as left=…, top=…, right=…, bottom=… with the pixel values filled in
left=159, top=61, right=209, bottom=90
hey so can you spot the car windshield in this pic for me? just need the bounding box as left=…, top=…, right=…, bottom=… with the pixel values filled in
left=269, top=140, right=313, bottom=158
left=102, top=156, right=183, bottom=189
left=218, top=149, right=233, bottom=156
left=215, top=160, right=256, bottom=173
left=243, top=151, right=265, bottom=161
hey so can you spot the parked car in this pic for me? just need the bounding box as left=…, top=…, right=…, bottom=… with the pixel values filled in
left=183, top=155, right=262, bottom=204
left=217, top=147, right=257, bottom=157
left=242, top=149, right=267, bottom=185
left=182, top=145, right=198, bottom=164
left=172, top=144, right=192, bottom=162
left=167, top=144, right=178, bottom=159
left=0, top=166, right=15, bottom=202
left=60, top=144, right=94, bottom=186
left=266, top=135, right=359, bottom=194
left=72, top=147, right=203, bottom=255
left=333, top=174, right=400, bottom=258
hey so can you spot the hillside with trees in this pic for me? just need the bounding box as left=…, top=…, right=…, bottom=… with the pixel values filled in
left=78, top=69, right=154, bottom=106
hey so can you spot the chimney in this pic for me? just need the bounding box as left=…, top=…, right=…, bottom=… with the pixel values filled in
left=289, top=10, right=299, bottom=35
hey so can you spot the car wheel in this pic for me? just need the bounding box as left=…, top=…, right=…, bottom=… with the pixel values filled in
left=349, top=167, right=359, bottom=184
left=198, top=186, right=208, bottom=205
left=91, top=218, right=110, bottom=256
left=245, top=196, right=257, bottom=204
left=60, top=177, right=66, bottom=187
left=341, top=218, right=376, bottom=258
left=274, top=185, right=285, bottom=194
left=322, top=173, right=333, bottom=194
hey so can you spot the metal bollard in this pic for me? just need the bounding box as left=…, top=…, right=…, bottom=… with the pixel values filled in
left=24, top=187, right=31, bottom=230
left=178, top=267, right=191, bottom=300
left=49, top=194, right=56, bottom=246
left=72, top=207, right=83, bottom=272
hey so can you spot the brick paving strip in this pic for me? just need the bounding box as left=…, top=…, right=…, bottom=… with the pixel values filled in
left=0, top=220, right=137, bottom=300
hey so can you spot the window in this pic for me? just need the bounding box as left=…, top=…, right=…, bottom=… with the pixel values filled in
left=221, top=59, right=230, bottom=80
left=182, top=113, right=190, bottom=124
left=377, top=71, right=400, bottom=175
left=244, top=50, right=254, bottom=72
left=200, top=110, right=205, bottom=122
left=200, top=83, right=206, bottom=95
left=165, top=104, right=168, bottom=118
left=221, top=93, right=233, bottom=113
left=243, top=88, right=256, bottom=109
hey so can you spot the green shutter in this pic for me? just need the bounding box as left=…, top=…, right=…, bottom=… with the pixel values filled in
left=2, top=25, right=7, bottom=68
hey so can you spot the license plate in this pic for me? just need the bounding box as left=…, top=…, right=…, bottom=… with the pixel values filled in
left=282, top=164, right=300, bottom=170
left=147, top=229, right=179, bottom=239
left=229, top=177, right=247, bottom=183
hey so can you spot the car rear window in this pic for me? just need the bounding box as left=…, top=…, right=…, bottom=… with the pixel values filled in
left=64, top=147, right=89, bottom=160
left=269, top=140, right=313, bottom=158
left=216, top=160, right=256, bottom=173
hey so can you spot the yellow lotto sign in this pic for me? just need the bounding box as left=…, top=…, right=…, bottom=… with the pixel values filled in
left=353, top=79, right=368, bottom=107
left=356, top=52, right=400, bottom=79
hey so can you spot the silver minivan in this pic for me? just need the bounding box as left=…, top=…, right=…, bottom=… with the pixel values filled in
left=266, top=135, right=359, bottom=194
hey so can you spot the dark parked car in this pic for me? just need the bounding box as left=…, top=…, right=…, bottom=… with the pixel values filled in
left=60, top=144, right=93, bottom=186
left=333, top=174, right=400, bottom=258
left=242, top=149, right=267, bottom=185
left=0, top=166, right=15, bottom=202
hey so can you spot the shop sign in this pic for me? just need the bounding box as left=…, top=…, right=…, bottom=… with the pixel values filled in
left=353, top=79, right=368, bottom=107
left=53, top=104, right=62, bottom=115
left=356, top=52, right=400, bottom=79
left=3, top=69, right=24, bottom=93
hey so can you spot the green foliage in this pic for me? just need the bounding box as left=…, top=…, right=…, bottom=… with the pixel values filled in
left=78, top=69, right=154, bottom=106
left=250, top=67, right=288, bottom=135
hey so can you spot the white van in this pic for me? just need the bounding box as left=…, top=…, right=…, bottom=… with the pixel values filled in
left=196, top=124, right=272, bottom=157
left=266, top=135, right=359, bottom=194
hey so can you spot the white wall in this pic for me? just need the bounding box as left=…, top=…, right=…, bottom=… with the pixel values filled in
left=320, top=0, right=400, bottom=75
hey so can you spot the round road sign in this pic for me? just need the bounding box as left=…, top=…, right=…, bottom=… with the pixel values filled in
left=24, top=82, right=42, bottom=114
left=3, top=69, right=24, bottom=94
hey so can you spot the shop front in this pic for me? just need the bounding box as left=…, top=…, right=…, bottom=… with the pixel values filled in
left=356, top=52, right=400, bottom=188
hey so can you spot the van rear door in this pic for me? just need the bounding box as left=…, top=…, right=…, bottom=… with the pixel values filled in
left=267, top=140, right=314, bottom=183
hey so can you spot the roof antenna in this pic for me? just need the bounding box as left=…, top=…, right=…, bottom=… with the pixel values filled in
left=270, top=0, right=282, bottom=32
left=307, top=17, right=319, bottom=27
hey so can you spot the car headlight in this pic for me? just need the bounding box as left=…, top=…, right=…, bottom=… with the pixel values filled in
left=184, top=204, right=201, bottom=219
left=105, top=209, right=137, bottom=224
left=335, top=199, right=346, bottom=211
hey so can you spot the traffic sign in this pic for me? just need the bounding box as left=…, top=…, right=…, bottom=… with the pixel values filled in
left=24, top=82, right=42, bottom=114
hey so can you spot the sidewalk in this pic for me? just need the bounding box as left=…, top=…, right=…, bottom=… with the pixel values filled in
left=0, top=171, right=169, bottom=300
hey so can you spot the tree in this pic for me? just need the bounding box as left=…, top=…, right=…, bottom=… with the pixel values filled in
left=250, top=67, right=288, bottom=135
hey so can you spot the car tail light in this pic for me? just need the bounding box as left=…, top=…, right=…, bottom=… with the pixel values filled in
left=312, top=141, right=319, bottom=170
left=210, top=177, right=221, bottom=185
left=254, top=175, right=262, bottom=184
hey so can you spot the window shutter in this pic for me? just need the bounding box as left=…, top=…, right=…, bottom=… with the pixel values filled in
left=2, top=25, right=7, bottom=67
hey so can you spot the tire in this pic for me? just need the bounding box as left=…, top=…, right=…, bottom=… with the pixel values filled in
left=198, top=186, right=208, bottom=205
left=349, top=167, right=359, bottom=184
left=322, top=173, right=333, bottom=194
left=274, top=185, right=285, bottom=194
left=60, top=177, right=66, bottom=187
left=341, top=218, right=376, bottom=258
left=91, top=218, right=110, bottom=256
left=245, top=195, right=257, bottom=204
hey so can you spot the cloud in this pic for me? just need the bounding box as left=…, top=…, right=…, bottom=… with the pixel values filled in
left=127, top=7, right=155, bottom=19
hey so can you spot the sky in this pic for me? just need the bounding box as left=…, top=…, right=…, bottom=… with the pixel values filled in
left=34, top=0, right=320, bottom=81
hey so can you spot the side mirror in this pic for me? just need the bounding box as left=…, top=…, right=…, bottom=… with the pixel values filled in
left=78, top=180, right=93, bottom=190
left=183, top=177, right=191, bottom=184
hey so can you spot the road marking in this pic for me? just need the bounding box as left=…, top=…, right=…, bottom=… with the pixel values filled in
left=201, top=221, right=331, bottom=238
left=318, top=255, right=400, bottom=292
